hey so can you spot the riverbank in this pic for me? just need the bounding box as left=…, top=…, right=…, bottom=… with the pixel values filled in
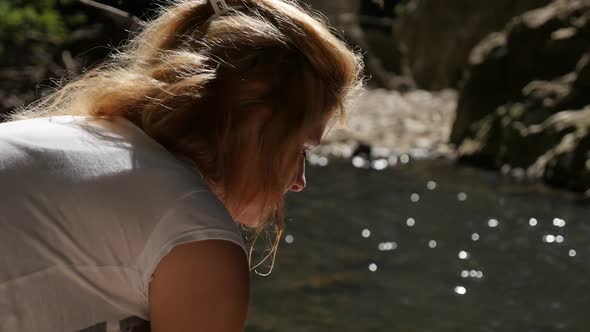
left=316, top=88, right=457, bottom=162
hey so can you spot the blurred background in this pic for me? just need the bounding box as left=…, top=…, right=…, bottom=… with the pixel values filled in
left=2, top=0, right=590, bottom=331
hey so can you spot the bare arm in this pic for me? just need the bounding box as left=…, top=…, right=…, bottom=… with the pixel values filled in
left=146, top=240, right=250, bottom=332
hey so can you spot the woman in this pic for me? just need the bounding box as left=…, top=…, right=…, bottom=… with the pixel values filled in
left=0, top=0, right=363, bottom=331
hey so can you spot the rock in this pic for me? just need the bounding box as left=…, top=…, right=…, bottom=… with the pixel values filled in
left=452, top=0, right=590, bottom=144
left=392, top=0, right=552, bottom=90
left=453, top=0, right=590, bottom=192
left=528, top=108, right=590, bottom=190
left=352, top=142, right=372, bottom=159
left=543, top=133, right=590, bottom=190
left=457, top=72, right=578, bottom=167
left=459, top=101, right=590, bottom=192
left=574, top=52, right=590, bottom=89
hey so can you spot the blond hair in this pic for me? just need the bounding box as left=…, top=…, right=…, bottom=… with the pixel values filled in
left=7, top=0, right=364, bottom=274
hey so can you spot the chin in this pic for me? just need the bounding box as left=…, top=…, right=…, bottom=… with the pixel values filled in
left=234, top=205, right=264, bottom=229
left=237, top=216, right=262, bottom=229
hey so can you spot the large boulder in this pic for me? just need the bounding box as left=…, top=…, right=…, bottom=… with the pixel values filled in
left=454, top=0, right=590, bottom=192
left=531, top=108, right=590, bottom=191
left=393, top=0, right=553, bottom=90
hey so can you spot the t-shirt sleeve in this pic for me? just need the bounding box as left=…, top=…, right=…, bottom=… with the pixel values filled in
left=136, top=190, right=248, bottom=302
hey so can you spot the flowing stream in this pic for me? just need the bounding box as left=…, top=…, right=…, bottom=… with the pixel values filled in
left=245, top=158, right=590, bottom=332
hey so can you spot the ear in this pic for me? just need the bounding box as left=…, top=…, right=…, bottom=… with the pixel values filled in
left=236, top=104, right=273, bottom=141
left=243, top=104, right=273, bottom=132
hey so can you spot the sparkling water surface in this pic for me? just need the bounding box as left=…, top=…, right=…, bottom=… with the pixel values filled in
left=245, top=159, right=590, bottom=332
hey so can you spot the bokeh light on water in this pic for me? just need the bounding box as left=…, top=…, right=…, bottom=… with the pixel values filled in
left=245, top=159, right=590, bottom=332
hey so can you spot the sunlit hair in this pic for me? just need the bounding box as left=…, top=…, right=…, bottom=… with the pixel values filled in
left=6, top=0, right=364, bottom=273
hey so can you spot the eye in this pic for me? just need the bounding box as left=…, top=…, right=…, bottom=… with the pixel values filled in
left=302, top=146, right=313, bottom=159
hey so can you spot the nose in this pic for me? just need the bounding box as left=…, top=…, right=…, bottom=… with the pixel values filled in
left=289, top=156, right=306, bottom=192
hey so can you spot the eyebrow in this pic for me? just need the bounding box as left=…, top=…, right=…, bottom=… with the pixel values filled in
left=310, top=139, right=322, bottom=146
left=306, top=137, right=323, bottom=147
left=307, top=126, right=326, bottom=147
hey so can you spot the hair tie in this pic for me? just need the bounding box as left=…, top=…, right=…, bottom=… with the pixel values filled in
left=209, top=0, right=230, bottom=18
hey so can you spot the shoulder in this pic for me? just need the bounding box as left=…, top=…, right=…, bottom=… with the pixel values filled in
left=147, top=239, right=250, bottom=332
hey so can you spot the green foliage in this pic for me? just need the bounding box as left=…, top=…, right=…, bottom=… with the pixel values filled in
left=0, top=0, right=86, bottom=54
left=394, top=2, right=407, bottom=16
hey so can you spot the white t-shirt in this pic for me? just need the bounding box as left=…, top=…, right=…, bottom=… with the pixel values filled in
left=0, top=115, right=247, bottom=332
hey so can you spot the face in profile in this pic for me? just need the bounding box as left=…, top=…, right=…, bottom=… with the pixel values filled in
left=231, top=109, right=332, bottom=229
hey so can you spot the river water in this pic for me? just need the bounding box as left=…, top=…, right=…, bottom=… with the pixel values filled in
left=245, top=158, right=590, bottom=332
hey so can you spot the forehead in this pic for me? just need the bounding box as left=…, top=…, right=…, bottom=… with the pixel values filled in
left=306, top=112, right=333, bottom=145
